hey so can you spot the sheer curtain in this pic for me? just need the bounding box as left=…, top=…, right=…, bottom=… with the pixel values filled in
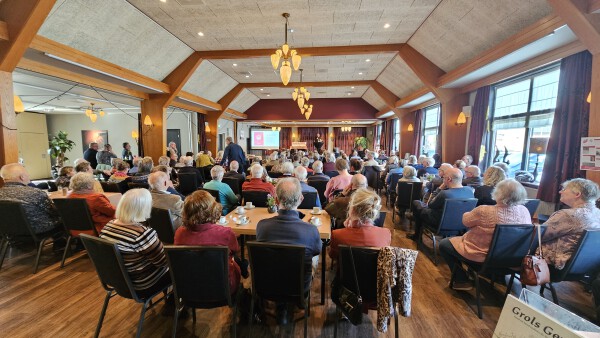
left=467, top=86, right=490, bottom=165
left=298, top=127, right=328, bottom=151
left=537, top=51, right=591, bottom=203
left=333, top=127, right=366, bottom=154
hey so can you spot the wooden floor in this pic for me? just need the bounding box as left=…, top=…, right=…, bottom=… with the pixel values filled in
left=0, top=201, right=596, bottom=338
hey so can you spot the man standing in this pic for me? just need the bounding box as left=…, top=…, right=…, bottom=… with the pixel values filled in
left=220, top=136, right=246, bottom=173
left=96, top=144, right=117, bottom=166
left=83, top=142, right=99, bottom=169
left=122, top=142, right=133, bottom=160
left=313, top=133, right=324, bottom=153
left=148, top=171, right=183, bottom=228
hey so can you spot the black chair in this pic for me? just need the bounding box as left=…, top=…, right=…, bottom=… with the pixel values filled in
left=241, top=191, right=270, bottom=207
left=373, top=211, right=387, bottom=227
left=247, top=242, right=310, bottom=338
left=298, top=191, right=319, bottom=209
left=164, top=246, right=240, bottom=338
left=47, top=181, right=58, bottom=192
left=523, top=199, right=540, bottom=219
left=334, top=245, right=398, bottom=338
left=307, top=180, right=328, bottom=208
left=363, top=166, right=382, bottom=194
left=325, top=171, right=339, bottom=178
left=0, top=201, right=64, bottom=274
left=420, top=198, right=478, bottom=264
left=128, top=182, right=149, bottom=190
left=177, top=172, right=199, bottom=196
left=148, top=208, right=175, bottom=244
left=199, top=188, right=220, bottom=201
left=100, top=181, right=121, bottom=193
left=268, top=172, right=283, bottom=178
left=79, top=234, right=171, bottom=338
left=450, top=224, right=537, bottom=319
left=386, top=173, right=402, bottom=207
left=393, top=181, right=423, bottom=223
left=540, top=230, right=600, bottom=305
left=53, top=198, right=98, bottom=267
left=223, top=176, right=242, bottom=196
left=265, top=165, right=274, bottom=172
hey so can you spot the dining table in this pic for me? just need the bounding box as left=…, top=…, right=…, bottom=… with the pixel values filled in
left=48, top=190, right=122, bottom=207
left=225, top=206, right=331, bottom=304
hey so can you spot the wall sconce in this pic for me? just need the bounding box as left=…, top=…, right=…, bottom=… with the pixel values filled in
left=14, top=95, right=24, bottom=114
left=292, top=133, right=297, bottom=139
left=142, top=115, right=154, bottom=135
left=205, top=121, right=211, bottom=133
left=329, top=132, right=334, bottom=138
left=455, top=106, right=471, bottom=126
left=407, top=124, right=414, bottom=132
left=131, top=130, right=139, bottom=143
left=587, top=91, right=591, bottom=103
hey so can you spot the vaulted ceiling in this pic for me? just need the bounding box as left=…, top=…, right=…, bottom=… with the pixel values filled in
left=22, top=0, right=555, bottom=116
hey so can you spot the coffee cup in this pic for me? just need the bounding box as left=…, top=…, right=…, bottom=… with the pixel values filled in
left=311, top=216, right=321, bottom=225
left=239, top=215, right=248, bottom=223
left=61, top=187, right=68, bottom=196
left=312, top=207, right=320, bottom=214
left=237, top=206, right=245, bottom=214
left=246, top=201, right=253, bottom=208
left=219, top=216, right=227, bottom=224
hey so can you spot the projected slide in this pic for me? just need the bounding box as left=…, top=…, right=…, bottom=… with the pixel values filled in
left=251, top=129, right=280, bottom=150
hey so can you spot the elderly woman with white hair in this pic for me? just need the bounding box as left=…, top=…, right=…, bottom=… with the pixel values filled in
left=203, top=165, right=238, bottom=215
left=474, top=165, right=506, bottom=206
left=540, top=178, right=600, bottom=271
left=68, top=172, right=116, bottom=234
left=399, top=165, right=420, bottom=183
left=100, top=188, right=170, bottom=293
left=281, top=162, right=294, bottom=177
left=439, top=179, right=532, bottom=290
left=323, top=153, right=337, bottom=173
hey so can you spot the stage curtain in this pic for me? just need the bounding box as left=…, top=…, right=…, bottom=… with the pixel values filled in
left=537, top=51, right=591, bottom=203
left=298, top=127, right=328, bottom=151
left=333, top=127, right=366, bottom=154
left=280, top=127, right=292, bottom=149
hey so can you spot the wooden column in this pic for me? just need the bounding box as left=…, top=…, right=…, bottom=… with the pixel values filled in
left=587, top=54, right=600, bottom=184
left=140, top=99, right=167, bottom=161
left=0, top=71, right=17, bottom=165
left=400, top=112, right=415, bottom=157
left=439, top=93, right=470, bottom=163
left=205, top=112, right=220, bottom=155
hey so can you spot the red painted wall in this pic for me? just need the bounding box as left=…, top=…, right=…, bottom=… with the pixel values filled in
left=244, top=98, right=378, bottom=121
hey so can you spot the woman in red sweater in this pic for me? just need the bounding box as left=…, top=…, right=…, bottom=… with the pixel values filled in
left=68, top=172, right=115, bottom=235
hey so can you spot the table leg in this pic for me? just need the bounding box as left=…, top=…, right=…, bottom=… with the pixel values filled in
left=321, top=241, right=326, bottom=305
left=240, top=235, right=245, bottom=261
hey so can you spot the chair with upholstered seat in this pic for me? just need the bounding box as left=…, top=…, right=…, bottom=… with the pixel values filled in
left=177, top=172, right=199, bottom=196
left=53, top=198, right=98, bottom=267
left=241, top=190, right=270, bottom=207
left=393, top=181, right=422, bottom=223
left=199, top=188, right=221, bottom=201
left=148, top=208, right=175, bottom=244
left=523, top=199, right=541, bottom=219
left=307, top=180, right=328, bottom=208
left=298, top=191, right=319, bottom=209
left=385, top=173, right=402, bottom=207
left=363, top=166, right=382, bottom=195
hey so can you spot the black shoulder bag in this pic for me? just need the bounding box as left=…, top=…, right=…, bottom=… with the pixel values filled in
left=338, top=247, right=363, bottom=325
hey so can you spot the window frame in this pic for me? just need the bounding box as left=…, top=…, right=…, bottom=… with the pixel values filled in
left=421, top=103, right=441, bottom=156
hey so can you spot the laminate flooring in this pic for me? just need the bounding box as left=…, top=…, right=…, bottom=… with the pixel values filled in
left=0, top=202, right=596, bottom=337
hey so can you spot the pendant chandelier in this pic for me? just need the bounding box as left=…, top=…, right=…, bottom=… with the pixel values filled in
left=84, top=103, right=105, bottom=122
left=292, top=69, right=311, bottom=109
left=271, top=13, right=301, bottom=86
left=301, top=103, right=313, bottom=120
left=271, top=126, right=281, bottom=131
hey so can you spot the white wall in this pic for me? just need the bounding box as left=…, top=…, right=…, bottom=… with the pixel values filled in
left=217, top=118, right=235, bottom=151
left=166, top=110, right=198, bottom=155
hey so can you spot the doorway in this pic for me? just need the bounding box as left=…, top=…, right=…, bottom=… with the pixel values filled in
left=167, top=129, right=181, bottom=156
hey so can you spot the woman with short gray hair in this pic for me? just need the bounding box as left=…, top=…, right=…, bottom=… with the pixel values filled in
left=540, top=178, right=600, bottom=270
left=68, top=172, right=115, bottom=233
left=438, top=179, right=532, bottom=290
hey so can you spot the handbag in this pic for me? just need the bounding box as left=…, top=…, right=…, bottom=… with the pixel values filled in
left=520, top=225, right=550, bottom=286
left=338, top=247, right=363, bottom=325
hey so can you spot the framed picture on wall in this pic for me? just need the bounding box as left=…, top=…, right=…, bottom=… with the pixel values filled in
left=81, top=130, right=108, bottom=152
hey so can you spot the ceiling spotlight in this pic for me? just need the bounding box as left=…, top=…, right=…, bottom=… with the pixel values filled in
left=365, top=59, right=371, bottom=62
left=233, top=63, right=237, bottom=67
left=197, top=32, right=204, bottom=36
left=245, top=75, right=250, bottom=78
left=260, top=88, right=263, bottom=91
left=384, top=23, right=390, bottom=29
left=358, top=72, right=363, bottom=75
left=347, top=93, right=352, bottom=96
left=351, top=86, right=355, bottom=89
left=266, top=94, right=270, bottom=97
left=160, top=0, right=166, bottom=2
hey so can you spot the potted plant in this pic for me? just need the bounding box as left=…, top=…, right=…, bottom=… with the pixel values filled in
left=266, top=194, right=277, bottom=213
left=48, top=131, right=76, bottom=178
left=354, top=136, right=368, bottom=150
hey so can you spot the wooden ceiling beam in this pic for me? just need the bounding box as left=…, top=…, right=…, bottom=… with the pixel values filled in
left=153, top=52, right=203, bottom=108
left=0, top=0, right=56, bottom=72
left=0, top=21, right=8, bottom=41
left=241, top=80, right=374, bottom=88
left=547, top=0, right=600, bottom=55
left=17, top=58, right=149, bottom=99
left=224, top=108, right=247, bottom=119
left=438, top=14, right=565, bottom=87
left=178, top=91, right=221, bottom=111
left=170, top=101, right=207, bottom=114
left=30, top=35, right=171, bottom=93
left=369, top=81, right=400, bottom=109
left=394, top=87, right=431, bottom=108
left=196, top=44, right=404, bottom=59
left=218, top=84, right=245, bottom=114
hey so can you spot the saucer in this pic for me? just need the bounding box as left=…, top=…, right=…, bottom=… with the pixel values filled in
left=235, top=219, right=249, bottom=225
left=217, top=220, right=229, bottom=225
left=236, top=209, right=247, bottom=214
left=310, top=210, right=322, bottom=215
left=244, top=205, right=256, bottom=209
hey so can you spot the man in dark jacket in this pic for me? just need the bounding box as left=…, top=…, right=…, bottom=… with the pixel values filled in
left=220, top=137, right=246, bottom=173
left=83, top=142, right=99, bottom=169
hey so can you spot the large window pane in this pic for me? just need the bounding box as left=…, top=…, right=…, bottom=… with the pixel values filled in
left=530, top=69, right=560, bottom=112
left=421, top=104, right=440, bottom=155
left=493, top=128, right=526, bottom=175
left=494, top=79, right=530, bottom=117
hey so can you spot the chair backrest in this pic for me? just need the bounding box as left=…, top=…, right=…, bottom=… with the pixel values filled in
left=481, top=224, right=536, bottom=272
left=558, top=230, right=600, bottom=281
left=523, top=199, right=540, bottom=218
left=241, top=190, right=269, bottom=207
left=324, top=171, right=339, bottom=178
left=222, top=177, right=241, bottom=195
left=128, top=182, right=149, bottom=190
left=47, top=181, right=58, bottom=192
left=0, top=201, right=38, bottom=240
left=388, top=173, right=402, bottom=193
left=199, top=188, right=220, bottom=201
left=307, top=180, right=328, bottom=207
left=395, top=181, right=423, bottom=209
left=247, top=242, right=305, bottom=303
left=177, top=172, right=199, bottom=195
left=373, top=211, right=387, bottom=227
left=53, top=198, right=98, bottom=235
left=268, top=172, right=283, bottom=178
left=164, top=246, right=232, bottom=308
left=148, top=208, right=175, bottom=244
left=79, top=234, right=137, bottom=300
left=436, top=198, right=478, bottom=236
left=363, top=166, right=380, bottom=190
left=265, top=165, right=274, bottom=172
left=100, top=181, right=121, bottom=193
left=338, top=245, right=380, bottom=303
left=298, top=191, right=318, bottom=209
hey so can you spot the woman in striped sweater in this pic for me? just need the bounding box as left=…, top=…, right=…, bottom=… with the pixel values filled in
left=99, top=188, right=170, bottom=293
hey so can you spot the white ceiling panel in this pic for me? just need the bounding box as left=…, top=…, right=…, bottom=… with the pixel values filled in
left=376, top=56, right=424, bottom=98
left=248, top=86, right=369, bottom=100
left=182, top=61, right=238, bottom=102
left=229, top=89, right=260, bottom=112
left=361, top=87, right=388, bottom=111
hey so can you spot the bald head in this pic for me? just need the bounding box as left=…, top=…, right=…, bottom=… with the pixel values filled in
left=438, top=163, right=453, bottom=177
left=445, top=168, right=464, bottom=187
left=351, top=174, right=368, bottom=189
left=276, top=177, right=303, bottom=210
left=230, top=160, right=239, bottom=171
left=294, top=166, right=308, bottom=181
left=0, top=163, right=30, bottom=184
left=148, top=171, right=168, bottom=191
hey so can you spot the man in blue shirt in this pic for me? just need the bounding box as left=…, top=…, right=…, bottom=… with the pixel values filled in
left=294, top=166, right=321, bottom=208
left=220, top=137, right=246, bottom=173
left=203, top=165, right=238, bottom=215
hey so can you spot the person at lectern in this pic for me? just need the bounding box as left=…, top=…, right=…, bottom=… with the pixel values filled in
left=313, top=133, right=324, bottom=153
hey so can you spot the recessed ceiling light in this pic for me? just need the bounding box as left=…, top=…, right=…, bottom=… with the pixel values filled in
left=266, top=94, right=270, bottom=97
left=351, top=86, right=355, bottom=89
left=160, top=0, right=166, bottom=2
left=347, top=93, right=352, bottom=96
left=365, top=59, right=371, bottom=62
left=358, top=72, right=363, bottom=75
left=384, top=23, right=390, bottom=29
left=197, top=32, right=204, bottom=36
left=233, top=63, right=237, bottom=67
left=260, top=88, right=263, bottom=91
left=245, top=75, right=250, bottom=78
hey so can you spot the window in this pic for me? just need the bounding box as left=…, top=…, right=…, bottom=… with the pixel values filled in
left=393, top=119, right=400, bottom=152
left=488, top=65, right=559, bottom=183
left=421, top=104, right=440, bottom=157
left=375, top=123, right=382, bottom=150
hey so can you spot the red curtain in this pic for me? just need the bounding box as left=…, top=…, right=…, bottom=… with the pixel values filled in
left=467, top=86, right=490, bottom=165
left=412, top=109, right=423, bottom=155
left=197, top=113, right=206, bottom=151
left=537, top=51, right=591, bottom=203
left=298, top=127, right=328, bottom=151
left=280, top=127, right=292, bottom=149
left=137, top=114, right=143, bottom=157
left=374, top=124, right=381, bottom=149
left=380, top=120, right=394, bottom=153
left=333, top=127, right=366, bottom=154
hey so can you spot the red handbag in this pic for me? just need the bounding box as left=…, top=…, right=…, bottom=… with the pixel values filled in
left=520, top=225, right=550, bottom=286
